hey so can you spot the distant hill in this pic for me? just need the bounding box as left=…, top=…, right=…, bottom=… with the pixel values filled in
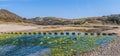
left=97, top=14, right=120, bottom=25
left=0, top=9, right=120, bottom=25
left=0, top=9, right=32, bottom=23
left=31, top=14, right=120, bottom=25
left=81, top=14, right=120, bottom=25
left=30, top=17, right=73, bottom=25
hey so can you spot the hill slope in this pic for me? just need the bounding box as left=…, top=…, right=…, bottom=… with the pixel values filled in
left=0, top=9, right=33, bottom=23
left=98, top=14, right=120, bottom=25
left=0, top=9, right=120, bottom=25
left=30, top=17, right=73, bottom=25
left=31, top=15, right=120, bottom=25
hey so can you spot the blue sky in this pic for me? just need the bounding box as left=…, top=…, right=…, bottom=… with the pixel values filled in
left=0, top=0, right=120, bottom=19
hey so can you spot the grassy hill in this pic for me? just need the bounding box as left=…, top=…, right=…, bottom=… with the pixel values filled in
left=0, top=9, right=33, bottom=23
left=0, top=9, right=120, bottom=25
left=28, top=16, right=120, bottom=25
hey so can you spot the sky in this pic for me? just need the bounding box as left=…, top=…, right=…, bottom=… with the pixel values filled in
left=0, top=0, right=120, bottom=19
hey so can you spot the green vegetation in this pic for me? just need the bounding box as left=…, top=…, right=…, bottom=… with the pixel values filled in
left=42, top=36, right=107, bottom=56
left=0, top=34, right=25, bottom=45
left=0, top=33, right=114, bottom=56
left=101, top=15, right=120, bottom=25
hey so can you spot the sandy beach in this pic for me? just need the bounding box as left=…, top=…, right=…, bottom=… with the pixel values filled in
left=0, top=24, right=101, bottom=32
left=0, top=24, right=38, bottom=32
